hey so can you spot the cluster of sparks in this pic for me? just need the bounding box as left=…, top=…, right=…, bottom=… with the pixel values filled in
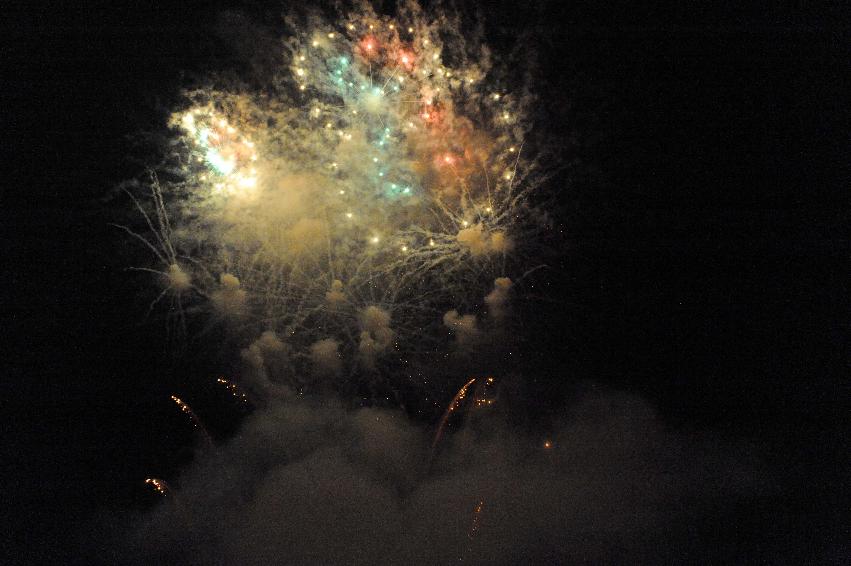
left=170, top=395, right=199, bottom=427
left=144, top=477, right=171, bottom=497
left=430, top=377, right=477, bottom=454
left=468, top=498, right=485, bottom=539
left=170, top=395, right=212, bottom=446
left=473, top=376, right=497, bottom=407
left=123, top=2, right=544, bottom=399
left=216, top=377, right=250, bottom=405
left=179, top=111, right=258, bottom=194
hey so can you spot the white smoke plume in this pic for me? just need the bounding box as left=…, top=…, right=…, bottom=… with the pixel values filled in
left=165, top=263, right=192, bottom=293
left=310, top=338, right=342, bottom=376
left=485, top=277, right=513, bottom=319
left=211, top=273, right=247, bottom=318
left=443, top=309, right=479, bottom=345
left=241, top=330, right=292, bottom=390
left=359, top=306, right=394, bottom=368
left=97, top=388, right=769, bottom=565
left=325, top=279, right=346, bottom=305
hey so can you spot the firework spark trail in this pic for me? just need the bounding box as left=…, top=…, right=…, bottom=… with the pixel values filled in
left=457, top=497, right=486, bottom=563
left=472, top=376, right=497, bottom=408
left=144, top=477, right=191, bottom=523
left=429, top=377, right=476, bottom=464
left=468, top=498, right=485, bottom=539
left=215, top=377, right=251, bottom=405
left=144, top=477, right=172, bottom=497
left=170, top=395, right=213, bottom=446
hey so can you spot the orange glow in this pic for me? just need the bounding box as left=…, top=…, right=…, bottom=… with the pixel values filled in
left=430, top=378, right=477, bottom=454
left=357, top=35, right=380, bottom=58
left=419, top=101, right=444, bottom=126
left=434, top=151, right=462, bottom=169
left=396, top=49, right=416, bottom=71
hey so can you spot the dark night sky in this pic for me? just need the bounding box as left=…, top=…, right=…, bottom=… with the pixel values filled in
left=4, top=1, right=850, bottom=563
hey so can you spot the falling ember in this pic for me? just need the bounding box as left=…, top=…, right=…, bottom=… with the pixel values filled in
left=459, top=498, right=486, bottom=562
left=543, top=439, right=553, bottom=449
left=144, top=477, right=172, bottom=497
left=170, top=395, right=213, bottom=446
left=468, top=498, right=485, bottom=539
left=473, top=376, right=498, bottom=408
left=430, top=378, right=476, bottom=457
left=216, top=377, right=250, bottom=405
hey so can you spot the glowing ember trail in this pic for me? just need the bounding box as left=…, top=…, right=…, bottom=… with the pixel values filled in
left=144, top=477, right=172, bottom=497
left=170, top=395, right=212, bottom=446
left=216, top=377, right=250, bottom=405
left=430, top=378, right=477, bottom=456
left=468, top=498, right=485, bottom=539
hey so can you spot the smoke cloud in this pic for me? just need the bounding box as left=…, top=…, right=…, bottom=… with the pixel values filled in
left=443, top=309, right=480, bottom=345
left=98, top=387, right=768, bottom=565
left=211, top=273, right=247, bottom=317
left=358, top=306, right=394, bottom=368
left=484, top=277, right=512, bottom=319
left=310, top=338, right=342, bottom=376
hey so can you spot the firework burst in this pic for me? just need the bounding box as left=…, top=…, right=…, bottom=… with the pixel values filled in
left=122, top=1, right=548, bottom=404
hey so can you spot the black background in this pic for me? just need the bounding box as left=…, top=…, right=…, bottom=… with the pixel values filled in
left=5, top=1, right=849, bottom=563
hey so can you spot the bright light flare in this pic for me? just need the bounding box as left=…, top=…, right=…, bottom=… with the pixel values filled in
left=396, top=49, right=416, bottom=71
left=357, top=35, right=380, bottom=58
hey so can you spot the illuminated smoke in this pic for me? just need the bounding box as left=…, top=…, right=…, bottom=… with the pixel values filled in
left=457, top=224, right=512, bottom=256
left=484, top=276, right=513, bottom=319
left=325, top=279, right=346, bottom=305
left=241, top=330, right=293, bottom=389
left=358, top=306, right=394, bottom=369
left=310, top=338, right=342, bottom=376
left=443, top=310, right=479, bottom=346
left=166, top=263, right=192, bottom=293
left=210, top=273, right=247, bottom=318
left=113, top=391, right=765, bottom=565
